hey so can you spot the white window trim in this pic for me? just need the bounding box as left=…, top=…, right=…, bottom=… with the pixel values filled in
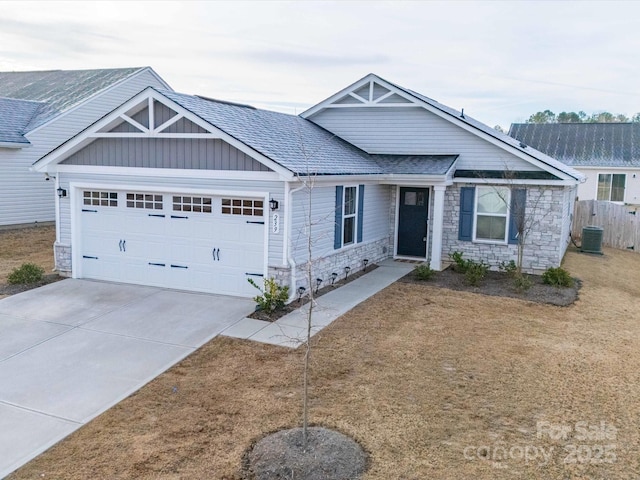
left=596, top=173, right=626, bottom=203
left=472, top=186, right=510, bottom=244
left=341, top=185, right=359, bottom=248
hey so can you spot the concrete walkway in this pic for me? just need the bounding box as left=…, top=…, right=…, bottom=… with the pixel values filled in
left=222, top=259, right=415, bottom=347
left=0, top=260, right=413, bottom=477
left=0, top=280, right=253, bottom=479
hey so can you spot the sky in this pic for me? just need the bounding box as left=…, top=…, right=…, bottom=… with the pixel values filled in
left=1, top=0, right=640, bottom=130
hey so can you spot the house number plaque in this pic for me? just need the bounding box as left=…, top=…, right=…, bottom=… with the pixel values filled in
left=272, top=213, right=280, bottom=234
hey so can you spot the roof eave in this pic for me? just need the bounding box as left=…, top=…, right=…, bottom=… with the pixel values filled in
left=0, top=140, right=30, bottom=148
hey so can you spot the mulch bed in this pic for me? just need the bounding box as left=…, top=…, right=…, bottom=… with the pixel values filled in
left=249, top=265, right=379, bottom=322
left=398, top=266, right=580, bottom=306
left=0, top=274, right=65, bottom=297
left=243, top=427, right=368, bottom=479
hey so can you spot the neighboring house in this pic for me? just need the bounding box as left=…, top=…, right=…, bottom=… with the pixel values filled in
left=33, top=74, right=582, bottom=298
left=0, top=67, right=171, bottom=226
left=509, top=123, right=640, bottom=206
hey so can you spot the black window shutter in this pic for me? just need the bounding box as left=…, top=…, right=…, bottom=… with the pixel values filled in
left=357, top=185, right=365, bottom=243
left=458, top=186, right=475, bottom=241
left=334, top=186, right=344, bottom=249
left=508, top=188, right=527, bottom=245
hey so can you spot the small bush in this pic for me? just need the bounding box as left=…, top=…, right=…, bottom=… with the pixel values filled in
left=498, top=260, right=518, bottom=277
left=7, top=263, right=45, bottom=285
left=449, top=251, right=471, bottom=273
left=513, top=273, right=533, bottom=292
left=414, top=263, right=436, bottom=281
left=542, top=267, right=574, bottom=288
left=248, top=277, right=290, bottom=313
left=464, top=260, right=489, bottom=286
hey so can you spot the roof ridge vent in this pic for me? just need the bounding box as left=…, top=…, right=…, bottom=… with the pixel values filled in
left=195, top=95, right=256, bottom=109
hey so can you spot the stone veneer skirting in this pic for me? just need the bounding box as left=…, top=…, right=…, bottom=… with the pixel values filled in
left=268, top=236, right=393, bottom=292
left=54, top=242, right=72, bottom=276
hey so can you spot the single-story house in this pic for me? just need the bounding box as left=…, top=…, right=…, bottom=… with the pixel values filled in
left=509, top=123, right=640, bottom=206
left=34, top=74, right=583, bottom=298
left=0, top=67, right=171, bottom=226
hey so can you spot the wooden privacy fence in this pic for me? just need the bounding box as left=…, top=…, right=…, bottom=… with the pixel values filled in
left=572, top=200, right=639, bottom=252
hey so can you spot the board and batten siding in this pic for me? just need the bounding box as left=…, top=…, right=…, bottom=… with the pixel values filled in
left=309, top=107, right=539, bottom=172
left=62, top=138, right=271, bottom=171
left=290, top=183, right=392, bottom=264
left=56, top=172, right=285, bottom=266
left=0, top=69, right=168, bottom=226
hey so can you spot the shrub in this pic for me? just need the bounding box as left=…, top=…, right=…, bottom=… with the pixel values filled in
left=513, top=273, right=533, bottom=292
left=414, top=263, right=435, bottom=281
left=449, top=251, right=471, bottom=273
left=464, top=260, right=489, bottom=286
left=248, top=277, right=290, bottom=313
left=498, top=260, right=518, bottom=277
left=7, top=263, right=45, bottom=285
left=542, top=267, right=574, bottom=288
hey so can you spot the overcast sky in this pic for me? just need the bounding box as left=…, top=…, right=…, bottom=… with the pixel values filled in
left=1, top=1, right=639, bottom=129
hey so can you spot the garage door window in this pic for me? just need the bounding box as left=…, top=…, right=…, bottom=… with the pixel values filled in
left=221, top=198, right=263, bottom=216
left=126, top=193, right=163, bottom=210
left=83, top=191, right=118, bottom=207
left=173, top=196, right=212, bottom=213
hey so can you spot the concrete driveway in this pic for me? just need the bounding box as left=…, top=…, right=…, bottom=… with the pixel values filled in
left=0, top=279, right=253, bottom=478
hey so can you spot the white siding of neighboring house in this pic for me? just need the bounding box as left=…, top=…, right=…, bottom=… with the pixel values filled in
left=0, top=69, right=168, bottom=226
left=56, top=171, right=285, bottom=270
left=574, top=167, right=640, bottom=205
left=308, top=107, right=542, bottom=172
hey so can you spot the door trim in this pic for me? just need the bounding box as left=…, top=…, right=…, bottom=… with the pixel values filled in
left=393, top=185, right=430, bottom=260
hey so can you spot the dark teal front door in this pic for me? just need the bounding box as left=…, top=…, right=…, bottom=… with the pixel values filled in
left=397, top=187, right=429, bottom=257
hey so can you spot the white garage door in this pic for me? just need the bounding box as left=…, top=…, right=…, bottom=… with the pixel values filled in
left=78, top=189, right=265, bottom=297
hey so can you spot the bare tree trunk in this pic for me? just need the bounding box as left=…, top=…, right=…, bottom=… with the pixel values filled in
left=302, top=179, right=314, bottom=451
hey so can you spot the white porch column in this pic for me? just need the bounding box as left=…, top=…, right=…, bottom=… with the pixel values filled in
left=430, top=185, right=446, bottom=271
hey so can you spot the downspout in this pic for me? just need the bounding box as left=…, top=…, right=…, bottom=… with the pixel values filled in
left=285, top=179, right=305, bottom=303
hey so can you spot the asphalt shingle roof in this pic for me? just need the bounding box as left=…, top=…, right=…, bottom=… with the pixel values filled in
left=372, top=154, right=458, bottom=175
left=161, top=89, right=457, bottom=176
left=509, top=123, right=640, bottom=167
left=0, top=68, right=143, bottom=130
left=0, top=97, right=43, bottom=144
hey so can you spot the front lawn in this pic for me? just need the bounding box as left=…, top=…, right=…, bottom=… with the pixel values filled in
left=9, top=247, right=640, bottom=479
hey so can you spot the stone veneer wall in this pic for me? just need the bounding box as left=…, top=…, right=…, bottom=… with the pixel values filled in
left=268, top=236, right=392, bottom=292
left=54, top=242, right=72, bottom=277
left=441, top=184, right=567, bottom=274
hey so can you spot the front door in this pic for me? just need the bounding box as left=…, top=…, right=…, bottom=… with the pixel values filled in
left=397, top=187, right=429, bottom=257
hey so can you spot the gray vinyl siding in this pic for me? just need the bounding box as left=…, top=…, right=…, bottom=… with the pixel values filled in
left=559, top=185, right=577, bottom=261
left=310, top=107, right=540, bottom=172
left=153, top=102, right=175, bottom=127
left=57, top=172, right=284, bottom=265
left=363, top=183, right=392, bottom=241
left=0, top=69, right=167, bottom=226
left=62, top=138, right=271, bottom=171
left=290, top=182, right=392, bottom=264
left=290, top=185, right=336, bottom=264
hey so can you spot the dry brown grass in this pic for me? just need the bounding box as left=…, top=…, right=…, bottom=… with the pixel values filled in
left=0, top=225, right=55, bottom=284
left=8, top=246, right=640, bottom=479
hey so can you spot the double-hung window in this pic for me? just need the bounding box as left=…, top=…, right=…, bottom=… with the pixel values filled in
left=342, top=186, right=357, bottom=246
left=474, top=186, right=509, bottom=243
left=597, top=174, right=625, bottom=202
left=334, top=185, right=365, bottom=249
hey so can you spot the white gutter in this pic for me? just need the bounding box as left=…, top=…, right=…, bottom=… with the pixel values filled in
left=284, top=180, right=306, bottom=303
